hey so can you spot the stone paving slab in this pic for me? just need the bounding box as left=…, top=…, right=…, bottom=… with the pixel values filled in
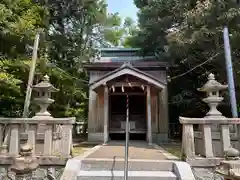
left=85, top=141, right=167, bottom=160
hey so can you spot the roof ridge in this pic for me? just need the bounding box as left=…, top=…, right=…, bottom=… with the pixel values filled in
left=120, top=62, right=133, bottom=68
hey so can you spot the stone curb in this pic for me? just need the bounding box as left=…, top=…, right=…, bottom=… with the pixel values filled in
left=75, top=144, right=102, bottom=159
left=60, top=144, right=101, bottom=180
left=82, top=158, right=178, bottom=162
left=61, top=143, right=180, bottom=180
left=152, top=144, right=180, bottom=160
left=60, top=159, right=81, bottom=180
left=173, top=161, right=196, bottom=180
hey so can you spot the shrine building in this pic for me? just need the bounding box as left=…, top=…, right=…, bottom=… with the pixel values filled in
left=84, top=48, right=169, bottom=144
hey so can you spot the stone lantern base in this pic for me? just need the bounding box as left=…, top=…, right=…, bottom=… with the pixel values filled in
left=10, top=143, right=39, bottom=179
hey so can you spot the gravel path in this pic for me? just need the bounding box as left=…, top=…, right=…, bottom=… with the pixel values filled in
left=86, top=141, right=166, bottom=160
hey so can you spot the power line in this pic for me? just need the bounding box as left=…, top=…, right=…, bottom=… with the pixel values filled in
left=53, top=65, right=89, bottom=84
left=47, top=63, right=89, bottom=84
left=169, top=52, right=221, bottom=81
left=53, top=51, right=221, bottom=84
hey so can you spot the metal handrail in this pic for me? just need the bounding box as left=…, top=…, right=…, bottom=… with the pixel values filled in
left=124, top=94, right=129, bottom=180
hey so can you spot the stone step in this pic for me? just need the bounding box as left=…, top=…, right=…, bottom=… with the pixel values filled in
left=77, top=170, right=177, bottom=180
left=80, top=159, right=174, bottom=171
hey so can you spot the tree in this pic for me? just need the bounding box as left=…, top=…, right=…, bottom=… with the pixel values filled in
left=122, top=17, right=139, bottom=47
left=0, top=0, right=45, bottom=117
left=133, top=0, right=240, bottom=120
left=101, top=13, right=139, bottom=47
left=0, top=0, right=109, bottom=120
left=102, top=13, right=124, bottom=46
left=0, top=0, right=141, bottom=119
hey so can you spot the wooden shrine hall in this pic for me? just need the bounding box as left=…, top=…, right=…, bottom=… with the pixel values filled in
left=84, top=48, right=169, bottom=144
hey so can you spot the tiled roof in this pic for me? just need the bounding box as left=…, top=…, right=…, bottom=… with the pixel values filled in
left=96, top=48, right=155, bottom=62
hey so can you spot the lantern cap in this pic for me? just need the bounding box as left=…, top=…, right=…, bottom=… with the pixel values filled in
left=198, top=73, right=228, bottom=92
left=32, top=75, right=59, bottom=92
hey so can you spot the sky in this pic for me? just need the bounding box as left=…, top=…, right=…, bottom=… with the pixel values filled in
left=106, top=0, right=138, bottom=22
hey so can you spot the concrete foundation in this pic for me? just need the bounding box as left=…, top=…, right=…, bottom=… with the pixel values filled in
left=88, top=132, right=168, bottom=144
left=88, top=133, right=104, bottom=142
left=153, top=133, right=168, bottom=144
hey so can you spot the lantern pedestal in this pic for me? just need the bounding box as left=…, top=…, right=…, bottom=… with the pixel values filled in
left=34, top=98, right=54, bottom=117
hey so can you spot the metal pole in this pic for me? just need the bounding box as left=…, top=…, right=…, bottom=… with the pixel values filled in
left=22, top=32, right=40, bottom=118
left=223, top=26, right=238, bottom=118
left=124, top=94, right=129, bottom=180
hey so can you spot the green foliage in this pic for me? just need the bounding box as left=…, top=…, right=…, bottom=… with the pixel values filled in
left=0, top=0, right=45, bottom=117
left=0, top=0, right=110, bottom=120
left=133, top=0, right=240, bottom=119
left=0, top=0, right=45, bottom=58
left=41, top=0, right=108, bottom=120
left=104, top=17, right=126, bottom=46
left=0, top=59, right=29, bottom=117
left=102, top=13, right=139, bottom=47
left=46, top=0, right=107, bottom=72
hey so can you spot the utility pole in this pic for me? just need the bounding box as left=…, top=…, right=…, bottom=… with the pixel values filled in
left=124, top=93, right=129, bottom=180
left=223, top=26, right=238, bottom=119
left=22, top=31, right=41, bottom=118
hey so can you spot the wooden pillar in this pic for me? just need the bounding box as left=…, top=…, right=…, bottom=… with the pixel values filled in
left=159, top=87, right=169, bottom=141
left=88, top=88, right=97, bottom=134
left=151, top=89, right=158, bottom=133
left=147, top=86, right=152, bottom=145
left=104, top=85, right=109, bottom=144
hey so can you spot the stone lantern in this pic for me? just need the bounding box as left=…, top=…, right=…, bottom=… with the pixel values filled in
left=198, top=73, right=228, bottom=132
left=198, top=73, right=228, bottom=118
left=32, top=75, right=59, bottom=118
left=10, top=143, right=39, bottom=180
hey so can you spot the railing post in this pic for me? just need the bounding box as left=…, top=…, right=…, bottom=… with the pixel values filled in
left=182, top=124, right=195, bottom=160
left=1, top=126, right=10, bottom=154
left=9, top=124, right=20, bottom=156
left=0, top=125, right=3, bottom=147
left=202, top=124, right=214, bottom=157
left=52, top=125, right=61, bottom=155
left=237, top=123, right=240, bottom=151
left=27, top=124, right=37, bottom=154
left=61, top=124, right=73, bottom=157
left=220, top=124, right=231, bottom=156
left=44, top=124, right=53, bottom=155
